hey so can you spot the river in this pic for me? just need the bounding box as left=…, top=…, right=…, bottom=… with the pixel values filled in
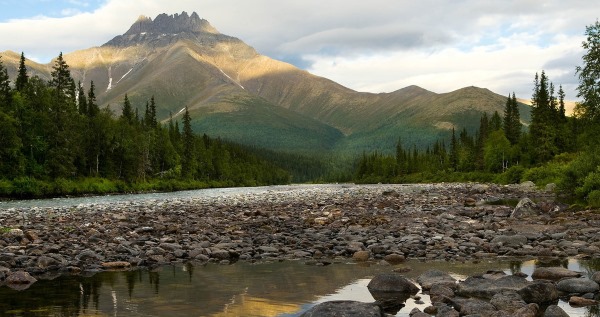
left=0, top=185, right=598, bottom=316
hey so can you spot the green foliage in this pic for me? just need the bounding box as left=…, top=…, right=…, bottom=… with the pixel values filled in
left=502, top=165, right=526, bottom=184
left=587, top=190, right=600, bottom=208
left=0, top=53, right=290, bottom=198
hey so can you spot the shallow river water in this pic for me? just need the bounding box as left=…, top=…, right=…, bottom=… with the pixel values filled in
left=0, top=258, right=598, bottom=317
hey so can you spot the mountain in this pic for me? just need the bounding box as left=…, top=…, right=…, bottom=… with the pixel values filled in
left=0, top=12, right=530, bottom=154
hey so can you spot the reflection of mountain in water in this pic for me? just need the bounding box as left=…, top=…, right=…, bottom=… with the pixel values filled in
left=0, top=259, right=598, bottom=317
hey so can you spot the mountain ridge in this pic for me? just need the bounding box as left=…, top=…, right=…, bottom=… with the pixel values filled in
left=0, top=12, right=531, bottom=154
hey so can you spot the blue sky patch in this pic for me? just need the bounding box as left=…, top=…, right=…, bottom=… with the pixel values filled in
left=0, top=0, right=105, bottom=22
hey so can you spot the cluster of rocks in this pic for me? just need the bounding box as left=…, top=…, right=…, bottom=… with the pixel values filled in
left=0, top=183, right=599, bottom=291
left=302, top=265, right=600, bottom=316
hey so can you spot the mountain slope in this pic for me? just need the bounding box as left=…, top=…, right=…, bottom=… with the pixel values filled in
left=0, top=11, right=531, bottom=155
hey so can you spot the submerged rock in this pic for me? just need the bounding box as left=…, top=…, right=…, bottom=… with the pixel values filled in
left=300, top=300, right=383, bottom=317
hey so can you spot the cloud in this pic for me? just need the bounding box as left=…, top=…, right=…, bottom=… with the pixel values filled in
left=0, top=0, right=596, bottom=99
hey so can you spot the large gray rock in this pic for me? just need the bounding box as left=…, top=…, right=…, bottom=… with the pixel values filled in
left=451, top=298, right=497, bottom=316
left=367, top=273, right=419, bottom=294
left=517, top=281, right=559, bottom=303
left=512, top=303, right=539, bottom=317
left=490, top=235, right=527, bottom=247
left=490, top=290, right=527, bottom=313
left=511, top=198, right=539, bottom=218
left=531, top=267, right=581, bottom=280
left=592, top=271, right=600, bottom=284
left=417, top=270, right=456, bottom=290
left=543, top=305, right=570, bottom=317
left=435, top=305, right=460, bottom=317
left=457, top=275, right=529, bottom=299
left=556, top=278, right=600, bottom=294
left=300, top=301, right=383, bottom=317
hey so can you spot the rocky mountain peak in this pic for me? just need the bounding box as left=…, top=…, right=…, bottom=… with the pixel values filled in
left=104, top=11, right=221, bottom=47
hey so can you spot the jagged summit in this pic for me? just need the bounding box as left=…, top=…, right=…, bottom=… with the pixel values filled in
left=104, top=11, right=222, bottom=47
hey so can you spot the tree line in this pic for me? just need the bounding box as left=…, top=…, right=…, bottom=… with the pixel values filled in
left=355, top=21, right=600, bottom=207
left=0, top=52, right=290, bottom=197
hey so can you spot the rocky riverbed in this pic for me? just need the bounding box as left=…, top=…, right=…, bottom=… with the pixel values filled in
left=0, top=183, right=599, bottom=293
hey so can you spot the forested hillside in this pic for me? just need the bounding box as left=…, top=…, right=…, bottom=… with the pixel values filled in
left=354, top=21, right=600, bottom=208
left=0, top=53, right=290, bottom=198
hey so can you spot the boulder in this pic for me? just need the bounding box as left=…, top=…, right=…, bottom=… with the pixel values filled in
left=353, top=251, right=370, bottom=262
left=6, top=271, right=37, bottom=289
left=512, top=303, right=539, bottom=317
left=383, top=254, right=405, bottom=265
left=367, top=273, right=419, bottom=294
left=300, top=301, right=383, bottom=317
left=531, top=267, right=581, bottom=280
left=556, top=278, right=599, bottom=294
left=511, top=198, right=539, bottom=218
left=490, top=235, right=527, bottom=247
left=457, top=275, right=529, bottom=299
left=591, top=271, right=600, bottom=284
left=435, top=305, right=460, bottom=317
left=543, top=305, right=570, bottom=317
left=417, top=270, right=456, bottom=290
left=568, top=296, right=598, bottom=306
left=490, top=290, right=527, bottom=313
left=517, top=281, right=559, bottom=303
left=451, top=298, right=497, bottom=316
left=429, top=283, right=455, bottom=304
left=101, top=261, right=132, bottom=269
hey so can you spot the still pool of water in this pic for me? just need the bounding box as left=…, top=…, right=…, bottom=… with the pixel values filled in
left=0, top=258, right=598, bottom=317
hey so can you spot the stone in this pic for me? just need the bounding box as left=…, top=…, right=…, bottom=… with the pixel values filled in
left=299, top=300, right=383, bottom=317
left=520, top=181, right=536, bottom=190
left=490, top=290, right=527, bottom=313
left=37, top=255, right=60, bottom=269
left=101, top=261, right=131, bottom=269
left=352, top=250, right=370, bottom=262
left=210, top=249, right=230, bottom=260
left=593, top=271, right=600, bottom=284
left=490, top=235, right=527, bottom=247
left=417, top=270, right=456, bottom=290
left=543, top=305, right=570, bottom=317
left=545, top=183, right=557, bottom=192
left=451, top=297, right=497, bottom=316
left=512, top=303, right=538, bottom=317
left=367, top=273, right=419, bottom=294
left=517, top=281, right=558, bottom=304
left=383, top=254, right=405, bottom=265
left=457, top=275, right=529, bottom=299
left=435, top=305, right=460, bottom=317
left=568, top=296, right=598, bottom=306
left=511, top=198, right=539, bottom=218
left=531, top=267, right=581, bottom=280
left=429, top=283, right=455, bottom=303
left=6, top=270, right=37, bottom=285
left=556, top=278, right=599, bottom=294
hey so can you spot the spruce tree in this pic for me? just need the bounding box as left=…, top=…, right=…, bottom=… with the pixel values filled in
left=181, top=106, right=196, bottom=178
left=121, top=94, right=134, bottom=124
left=503, top=93, right=521, bottom=144
left=576, top=20, right=600, bottom=123
left=15, top=52, right=28, bottom=92
left=87, top=81, right=99, bottom=117
left=77, top=81, right=87, bottom=115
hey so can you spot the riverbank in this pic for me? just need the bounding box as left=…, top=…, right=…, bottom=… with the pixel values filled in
left=0, top=183, right=599, bottom=288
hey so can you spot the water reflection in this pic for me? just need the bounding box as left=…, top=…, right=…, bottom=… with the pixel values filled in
left=0, top=259, right=598, bottom=317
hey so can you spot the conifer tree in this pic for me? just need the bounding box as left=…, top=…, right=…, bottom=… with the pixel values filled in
left=576, top=20, right=600, bottom=124
left=121, top=94, right=134, bottom=124
left=15, top=52, right=28, bottom=92
left=77, top=81, right=87, bottom=115
left=503, top=93, right=521, bottom=144
left=181, top=106, right=196, bottom=178
left=87, top=81, right=99, bottom=117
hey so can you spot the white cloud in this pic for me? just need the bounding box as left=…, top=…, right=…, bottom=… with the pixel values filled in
left=0, top=0, right=596, bottom=99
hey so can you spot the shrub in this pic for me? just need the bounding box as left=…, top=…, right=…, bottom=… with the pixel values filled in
left=587, top=190, right=600, bottom=208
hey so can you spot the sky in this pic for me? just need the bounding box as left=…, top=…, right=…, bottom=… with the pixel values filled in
left=0, top=0, right=596, bottom=100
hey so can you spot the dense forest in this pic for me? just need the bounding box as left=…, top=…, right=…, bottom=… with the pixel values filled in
left=0, top=53, right=290, bottom=198
left=355, top=21, right=600, bottom=208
